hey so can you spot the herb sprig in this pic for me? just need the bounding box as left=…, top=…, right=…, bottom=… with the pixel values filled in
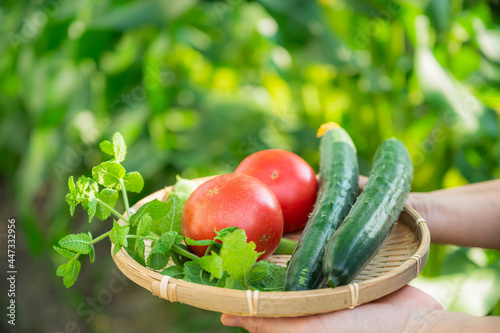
left=55, top=133, right=194, bottom=287
left=55, top=132, right=288, bottom=292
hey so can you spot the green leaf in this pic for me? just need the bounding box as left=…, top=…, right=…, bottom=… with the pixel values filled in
left=183, top=227, right=238, bottom=248
left=137, top=213, right=152, bottom=237
left=91, top=161, right=126, bottom=188
left=146, top=231, right=183, bottom=270
left=58, top=233, right=93, bottom=254
left=68, top=175, right=77, bottom=194
left=134, top=239, right=146, bottom=266
left=56, top=263, right=66, bottom=277
left=183, top=261, right=217, bottom=286
left=66, top=193, right=77, bottom=217
left=199, top=251, right=223, bottom=281
left=110, top=221, right=129, bottom=256
left=147, top=242, right=170, bottom=270
left=247, top=260, right=271, bottom=286
left=123, top=171, right=144, bottom=193
left=130, top=198, right=183, bottom=235
left=86, top=194, right=97, bottom=222
left=56, top=256, right=81, bottom=288
left=95, top=188, right=119, bottom=220
left=112, top=132, right=127, bottom=163
left=215, top=227, right=239, bottom=239
left=66, top=176, right=78, bottom=216
left=89, top=244, right=95, bottom=263
left=255, top=262, right=287, bottom=292
left=161, top=194, right=183, bottom=234
left=76, top=175, right=99, bottom=195
left=130, top=199, right=167, bottom=228
left=184, top=237, right=217, bottom=247
left=146, top=232, right=183, bottom=270
left=151, top=195, right=183, bottom=235
left=53, top=245, right=77, bottom=259
left=169, top=175, right=198, bottom=203
left=100, top=140, right=114, bottom=156
left=219, top=276, right=246, bottom=290
left=220, top=229, right=261, bottom=287
left=70, top=176, right=99, bottom=217
left=161, top=265, right=184, bottom=279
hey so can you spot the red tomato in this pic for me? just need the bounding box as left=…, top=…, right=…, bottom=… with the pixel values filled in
left=181, top=173, right=283, bottom=260
left=234, top=149, right=317, bottom=233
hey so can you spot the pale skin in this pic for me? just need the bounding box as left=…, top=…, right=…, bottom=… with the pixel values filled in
left=221, top=179, right=500, bottom=332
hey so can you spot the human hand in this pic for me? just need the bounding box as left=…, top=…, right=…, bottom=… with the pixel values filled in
left=221, top=285, right=442, bottom=333
left=359, top=175, right=429, bottom=220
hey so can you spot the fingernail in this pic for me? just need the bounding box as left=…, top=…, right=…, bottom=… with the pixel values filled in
left=221, top=315, right=240, bottom=327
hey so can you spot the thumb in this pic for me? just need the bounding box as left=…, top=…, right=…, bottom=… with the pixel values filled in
left=221, top=314, right=241, bottom=327
left=221, top=314, right=298, bottom=333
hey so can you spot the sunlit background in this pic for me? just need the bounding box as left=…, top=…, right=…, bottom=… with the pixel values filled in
left=1, top=0, right=500, bottom=332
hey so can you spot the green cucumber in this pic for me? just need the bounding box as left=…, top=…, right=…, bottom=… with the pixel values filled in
left=284, top=123, right=359, bottom=291
left=323, top=138, right=413, bottom=288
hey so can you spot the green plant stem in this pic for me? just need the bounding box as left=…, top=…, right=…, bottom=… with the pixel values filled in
left=119, top=178, right=131, bottom=219
left=96, top=198, right=129, bottom=223
left=171, top=253, right=184, bottom=267
left=83, top=190, right=200, bottom=262
left=126, top=235, right=200, bottom=261
left=91, top=231, right=112, bottom=244
left=76, top=195, right=130, bottom=223
left=127, top=235, right=158, bottom=241
left=172, top=244, right=199, bottom=261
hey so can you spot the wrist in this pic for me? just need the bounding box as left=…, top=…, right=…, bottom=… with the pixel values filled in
left=406, top=192, right=444, bottom=244
left=406, top=192, right=431, bottom=220
left=421, top=310, right=500, bottom=333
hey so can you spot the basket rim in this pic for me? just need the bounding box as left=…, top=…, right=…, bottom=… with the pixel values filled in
left=111, top=184, right=430, bottom=316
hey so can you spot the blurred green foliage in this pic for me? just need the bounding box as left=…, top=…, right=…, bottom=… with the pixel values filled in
left=1, top=0, right=500, bottom=332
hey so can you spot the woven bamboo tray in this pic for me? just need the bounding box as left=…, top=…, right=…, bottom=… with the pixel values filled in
left=112, top=177, right=430, bottom=317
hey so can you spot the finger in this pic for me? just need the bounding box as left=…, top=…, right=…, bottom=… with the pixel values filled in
left=376, top=285, right=443, bottom=310
left=358, top=175, right=369, bottom=194
left=221, top=314, right=306, bottom=333
left=221, top=314, right=240, bottom=327
left=221, top=314, right=268, bottom=333
left=359, top=175, right=368, bottom=187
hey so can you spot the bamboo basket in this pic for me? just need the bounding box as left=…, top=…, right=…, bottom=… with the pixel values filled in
left=112, top=177, right=430, bottom=317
